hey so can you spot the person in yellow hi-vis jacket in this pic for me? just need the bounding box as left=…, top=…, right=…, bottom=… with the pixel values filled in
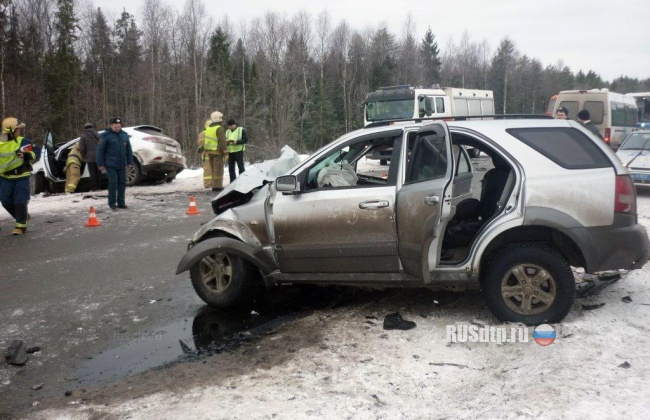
left=64, top=142, right=83, bottom=193
left=0, top=117, right=36, bottom=235
left=199, top=111, right=229, bottom=191
left=225, top=118, right=248, bottom=182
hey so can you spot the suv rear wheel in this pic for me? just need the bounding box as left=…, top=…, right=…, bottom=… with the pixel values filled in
left=126, top=161, right=142, bottom=186
left=190, top=252, right=258, bottom=307
left=483, top=244, right=575, bottom=325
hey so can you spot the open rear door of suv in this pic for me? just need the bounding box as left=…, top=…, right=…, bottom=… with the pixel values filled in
left=395, top=121, right=453, bottom=282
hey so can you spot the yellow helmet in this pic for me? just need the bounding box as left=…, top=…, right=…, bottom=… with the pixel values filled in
left=2, top=117, right=26, bottom=134
left=210, top=111, right=223, bottom=123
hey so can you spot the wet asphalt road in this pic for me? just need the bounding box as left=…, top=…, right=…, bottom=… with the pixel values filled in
left=0, top=189, right=218, bottom=416
left=0, top=157, right=495, bottom=416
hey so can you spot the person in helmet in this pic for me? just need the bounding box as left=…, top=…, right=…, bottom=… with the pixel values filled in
left=0, top=117, right=36, bottom=235
left=199, top=111, right=229, bottom=191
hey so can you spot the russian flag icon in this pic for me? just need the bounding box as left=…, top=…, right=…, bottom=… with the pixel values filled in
left=534, top=324, right=556, bottom=346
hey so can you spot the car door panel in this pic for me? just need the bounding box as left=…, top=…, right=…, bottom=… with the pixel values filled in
left=43, top=131, right=63, bottom=181
left=396, top=122, right=453, bottom=282
left=272, top=185, right=399, bottom=273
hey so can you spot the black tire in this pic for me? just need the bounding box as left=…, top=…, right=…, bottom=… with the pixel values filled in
left=48, top=179, right=63, bottom=194
left=165, top=174, right=176, bottom=183
left=30, top=173, right=46, bottom=195
left=380, top=159, right=388, bottom=165
left=483, top=244, right=575, bottom=325
left=126, top=161, right=142, bottom=187
left=190, top=252, right=260, bottom=308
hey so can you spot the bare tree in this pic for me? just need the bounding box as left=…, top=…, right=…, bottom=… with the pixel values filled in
left=141, top=0, right=172, bottom=122
left=396, top=13, right=418, bottom=86
left=314, top=9, right=330, bottom=82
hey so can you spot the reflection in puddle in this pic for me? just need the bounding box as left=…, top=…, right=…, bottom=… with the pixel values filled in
left=73, top=285, right=360, bottom=385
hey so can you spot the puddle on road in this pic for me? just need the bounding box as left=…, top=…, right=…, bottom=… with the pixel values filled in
left=74, top=286, right=367, bottom=385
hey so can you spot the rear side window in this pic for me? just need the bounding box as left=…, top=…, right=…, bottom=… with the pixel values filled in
left=507, top=128, right=612, bottom=169
left=134, top=127, right=166, bottom=136
left=611, top=101, right=638, bottom=127
left=406, top=133, right=448, bottom=183
left=584, top=101, right=604, bottom=125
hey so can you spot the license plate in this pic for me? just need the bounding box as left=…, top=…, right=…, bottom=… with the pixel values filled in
left=165, top=145, right=177, bottom=152
left=631, top=173, right=650, bottom=182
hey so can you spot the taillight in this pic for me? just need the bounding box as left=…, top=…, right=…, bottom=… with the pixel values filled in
left=142, top=136, right=160, bottom=143
left=604, top=128, right=611, bottom=144
left=615, top=175, right=636, bottom=214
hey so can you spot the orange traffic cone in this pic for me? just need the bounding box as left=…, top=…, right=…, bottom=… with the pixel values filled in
left=186, top=196, right=200, bottom=215
left=85, top=206, right=102, bottom=227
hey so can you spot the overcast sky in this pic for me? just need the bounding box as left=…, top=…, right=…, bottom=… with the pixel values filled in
left=86, top=0, right=649, bottom=83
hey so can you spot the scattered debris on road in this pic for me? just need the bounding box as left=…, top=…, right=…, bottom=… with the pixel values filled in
left=5, top=340, right=28, bottom=366
left=581, top=303, right=606, bottom=311
left=383, top=312, right=416, bottom=330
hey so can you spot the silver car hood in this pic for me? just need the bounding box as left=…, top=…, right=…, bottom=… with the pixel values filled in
left=617, top=149, right=650, bottom=168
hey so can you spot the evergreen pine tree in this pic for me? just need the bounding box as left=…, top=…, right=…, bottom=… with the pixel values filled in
left=420, top=27, right=441, bottom=85
left=44, top=0, right=81, bottom=137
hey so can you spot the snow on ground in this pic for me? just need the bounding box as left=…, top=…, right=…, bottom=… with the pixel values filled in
left=23, top=168, right=207, bottom=218
left=23, top=167, right=650, bottom=418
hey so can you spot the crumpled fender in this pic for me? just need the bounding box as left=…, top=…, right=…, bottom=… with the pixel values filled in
left=175, top=237, right=276, bottom=275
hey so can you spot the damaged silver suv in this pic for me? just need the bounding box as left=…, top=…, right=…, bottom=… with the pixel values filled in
left=177, top=117, right=650, bottom=325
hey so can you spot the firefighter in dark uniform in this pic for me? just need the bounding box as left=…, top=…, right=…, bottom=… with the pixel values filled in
left=0, top=117, right=36, bottom=235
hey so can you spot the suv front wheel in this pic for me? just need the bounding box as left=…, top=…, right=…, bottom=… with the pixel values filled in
left=190, top=252, right=259, bottom=308
left=483, top=244, right=575, bottom=325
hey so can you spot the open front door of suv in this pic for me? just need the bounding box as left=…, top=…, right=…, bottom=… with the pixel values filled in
left=42, top=131, right=64, bottom=182
left=395, top=122, right=453, bottom=282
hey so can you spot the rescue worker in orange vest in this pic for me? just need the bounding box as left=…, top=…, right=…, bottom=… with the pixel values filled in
left=64, top=142, right=84, bottom=193
left=0, top=117, right=36, bottom=235
left=225, top=118, right=248, bottom=182
left=199, top=111, right=229, bottom=191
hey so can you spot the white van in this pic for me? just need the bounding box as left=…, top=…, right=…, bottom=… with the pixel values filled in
left=553, top=89, right=637, bottom=149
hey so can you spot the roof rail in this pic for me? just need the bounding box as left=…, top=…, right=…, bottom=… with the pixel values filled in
left=364, top=114, right=553, bottom=129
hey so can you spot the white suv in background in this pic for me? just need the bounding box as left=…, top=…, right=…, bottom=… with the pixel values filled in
left=31, top=125, right=186, bottom=194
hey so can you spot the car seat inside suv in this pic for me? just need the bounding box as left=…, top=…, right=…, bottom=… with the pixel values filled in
left=441, top=151, right=513, bottom=261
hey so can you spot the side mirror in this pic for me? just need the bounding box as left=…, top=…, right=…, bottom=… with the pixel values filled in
left=276, top=175, right=299, bottom=193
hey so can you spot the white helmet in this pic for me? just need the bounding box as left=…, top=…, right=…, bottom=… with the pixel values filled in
left=210, top=111, right=223, bottom=123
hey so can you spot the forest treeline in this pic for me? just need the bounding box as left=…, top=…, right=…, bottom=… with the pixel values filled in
left=1, top=0, right=649, bottom=166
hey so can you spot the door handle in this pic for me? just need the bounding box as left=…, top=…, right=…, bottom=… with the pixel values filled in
left=424, top=195, right=440, bottom=205
left=359, top=200, right=389, bottom=209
